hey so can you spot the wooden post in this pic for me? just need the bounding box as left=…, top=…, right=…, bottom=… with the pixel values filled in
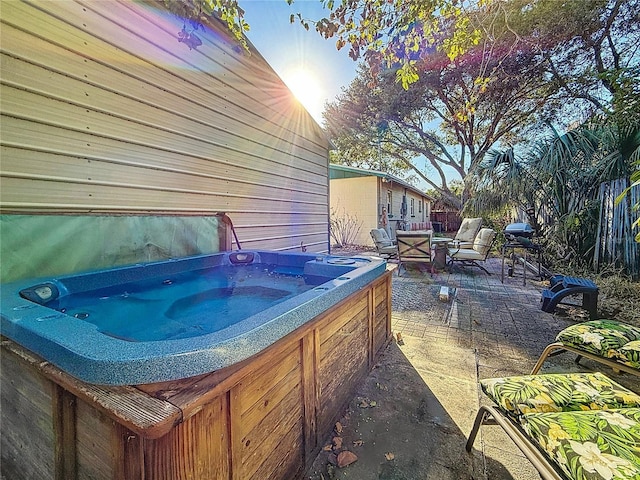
left=301, top=332, right=319, bottom=468
left=114, top=424, right=144, bottom=480
left=53, top=385, right=76, bottom=480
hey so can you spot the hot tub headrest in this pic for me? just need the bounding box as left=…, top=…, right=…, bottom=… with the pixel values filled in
left=19, top=282, right=60, bottom=306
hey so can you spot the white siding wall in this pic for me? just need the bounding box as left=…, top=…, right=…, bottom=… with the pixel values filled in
left=379, top=183, right=431, bottom=232
left=0, top=0, right=330, bottom=252
left=329, top=176, right=378, bottom=247
left=406, top=191, right=426, bottom=223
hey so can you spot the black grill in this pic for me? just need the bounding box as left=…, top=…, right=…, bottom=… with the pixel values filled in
left=504, top=222, right=535, bottom=240
left=503, top=222, right=540, bottom=252
left=501, top=222, right=544, bottom=282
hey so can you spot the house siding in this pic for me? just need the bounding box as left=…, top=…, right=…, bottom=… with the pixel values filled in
left=0, top=0, right=329, bottom=254
left=329, top=173, right=432, bottom=247
left=330, top=176, right=378, bottom=246
left=380, top=183, right=429, bottom=232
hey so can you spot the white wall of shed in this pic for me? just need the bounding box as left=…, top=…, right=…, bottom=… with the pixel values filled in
left=0, top=0, right=330, bottom=270
left=329, top=176, right=378, bottom=247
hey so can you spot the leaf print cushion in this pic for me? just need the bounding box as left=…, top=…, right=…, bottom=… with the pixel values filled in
left=522, top=408, right=640, bottom=480
left=556, top=320, right=640, bottom=358
left=614, top=341, right=640, bottom=370
left=480, top=372, right=640, bottom=418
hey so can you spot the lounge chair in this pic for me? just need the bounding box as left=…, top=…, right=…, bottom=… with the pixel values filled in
left=540, top=275, right=599, bottom=319
left=447, top=228, right=496, bottom=274
left=396, top=230, right=433, bottom=276
left=449, top=217, right=482, bottom=248
left=467, top=372, right=640, bottom=480
left=531, top=319, right=640, bottom=377
left=369, top=228, right=397, bottom=259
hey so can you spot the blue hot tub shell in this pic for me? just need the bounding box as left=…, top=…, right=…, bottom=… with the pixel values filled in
left=0, top=251, right=386, bottom=385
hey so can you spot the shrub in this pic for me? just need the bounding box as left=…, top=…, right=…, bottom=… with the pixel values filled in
left=330, top=206, right=362, bottom=247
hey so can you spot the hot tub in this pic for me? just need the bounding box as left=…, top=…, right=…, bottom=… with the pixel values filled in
left=1, top=251, right=386, bottom=385
left=2, top=250, right=391, bottom=480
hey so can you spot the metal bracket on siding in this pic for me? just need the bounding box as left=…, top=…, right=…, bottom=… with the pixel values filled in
left=216, top=212, right=242, bottom=250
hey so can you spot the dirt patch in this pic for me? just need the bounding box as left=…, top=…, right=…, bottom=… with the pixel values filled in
left=393, top=283, right=453, bottom=324
left=306, top=342, right=479, bottom=480
left=331, top=245, right=377, bottom=256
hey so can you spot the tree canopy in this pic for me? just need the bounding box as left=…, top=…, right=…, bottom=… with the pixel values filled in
left=322, top=0, right=638, bottom=207
left=324, top=1, right=561, bottom=208
left=162, top=0, right=250, bottom=50
left=163, top=0, right=484, bottom=87
left=486, top=0, right=640, bottom=120
left=290, top=0, right=484, bottom=89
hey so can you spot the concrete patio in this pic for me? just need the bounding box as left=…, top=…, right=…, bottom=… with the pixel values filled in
left=308, top=254, right=640, bottom=480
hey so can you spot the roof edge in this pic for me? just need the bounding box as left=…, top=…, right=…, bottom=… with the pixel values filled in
left=329, top=164, right=434, bottom=200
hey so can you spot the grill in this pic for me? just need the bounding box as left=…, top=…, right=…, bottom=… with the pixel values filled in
left=503, top=222, right=535, bottom=240
left=501, top=222, right=543, bottom=283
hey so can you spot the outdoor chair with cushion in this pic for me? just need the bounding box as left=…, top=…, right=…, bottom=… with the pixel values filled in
left=449, top=217, right=483, bottom=249
left=467, top=371, right=640, bottom=480
left=396, top=230, right=433, bottom=276
left=447, top=228, right=497, bottom=275
left=370, top=228, right=397, bottom=259
left=531, top=319, right=640, bottom=377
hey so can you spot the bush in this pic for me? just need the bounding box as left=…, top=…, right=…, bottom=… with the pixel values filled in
left=330, top=206, right=362, bottom=247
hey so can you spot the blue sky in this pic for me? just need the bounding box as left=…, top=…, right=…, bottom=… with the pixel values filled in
left=239, top=1, right=460, bottom=189
left=240, top=0, right=359, bottom=124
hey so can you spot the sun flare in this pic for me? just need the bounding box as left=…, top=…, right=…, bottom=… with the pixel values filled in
left=283, top=67, right=324, bottom=120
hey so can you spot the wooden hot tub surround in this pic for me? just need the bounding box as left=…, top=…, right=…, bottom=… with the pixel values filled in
left=1, top=269, right=392, bottom=480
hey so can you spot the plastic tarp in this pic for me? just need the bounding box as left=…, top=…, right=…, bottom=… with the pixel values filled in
left=0, top=215, right=222, bottom=283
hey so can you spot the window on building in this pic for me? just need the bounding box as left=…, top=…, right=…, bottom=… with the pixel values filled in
left=418, top=200, right=422, bottom=213
left=410, top=198, right=415, bottom=216
left=387, top=190, right=392, bottom=216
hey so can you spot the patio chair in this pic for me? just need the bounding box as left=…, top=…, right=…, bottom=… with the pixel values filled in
left=466, top=372, right=640, bottom=480
left=449, top=217, right=482, bottom=248
left=369, top=228, right=397, bottom=259
left=447, top=228, right=496, bottom=275
left=530, top=319, right=640, bottom=377
left=540, top=275, right=599, bottom=319
left=396, top=230, right=433, bottom=276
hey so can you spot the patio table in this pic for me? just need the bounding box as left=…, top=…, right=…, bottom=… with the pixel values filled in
left=431, top=237, right=453, bottom=270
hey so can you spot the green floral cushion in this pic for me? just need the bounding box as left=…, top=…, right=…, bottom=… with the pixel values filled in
left=481, top=372, right=640, bottom=417
left=614, top=341, right=640, bottom=370
left=522, top=408, right=640, bottom=480
left=556, top=320, right=640, bottom=358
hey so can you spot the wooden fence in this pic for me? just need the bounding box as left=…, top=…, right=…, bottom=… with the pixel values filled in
left=430, top=211, right=462, bottom=234
left=594, top=178, right=639, bottom=279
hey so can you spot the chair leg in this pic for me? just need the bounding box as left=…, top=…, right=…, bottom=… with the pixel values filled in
left=533, top=343, right=640, bottom=377
left=466, top=405, right=564, bottom=480
left=455, top=260, right=492, bottom=275
left=530, top=342, right=566, bottom=374
left=466, top=407, right=492, bottom=452
left=474, top=262, right=491, bottom=275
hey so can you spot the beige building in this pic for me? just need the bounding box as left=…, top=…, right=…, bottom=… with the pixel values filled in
left=0, top=1, right=331, bottom=282
left=330, top=164, right=432, bottom=247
